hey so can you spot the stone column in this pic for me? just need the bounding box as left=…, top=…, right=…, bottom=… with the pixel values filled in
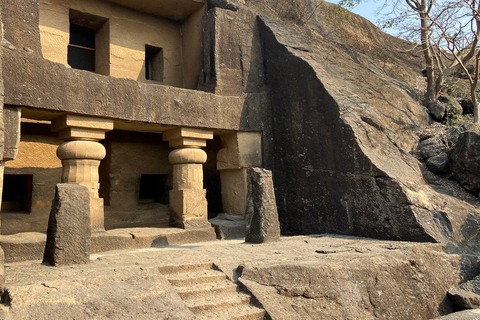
left=217, top=132, right=262, bottom=217
left=51, top=115, right=113, bottom=232
left=163, top=127, right=213, bottom=229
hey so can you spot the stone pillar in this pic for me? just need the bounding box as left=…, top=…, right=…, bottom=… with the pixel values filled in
left=163, top=127, right=213, bottom=229
left=51, top=115, right=113, bottom=232
left=217, top=132, right=262, bottom=217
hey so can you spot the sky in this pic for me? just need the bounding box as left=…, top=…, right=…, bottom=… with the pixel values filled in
left=330, top=0, right=399, bottom=36
left=330, top=0, right=385, bottom=23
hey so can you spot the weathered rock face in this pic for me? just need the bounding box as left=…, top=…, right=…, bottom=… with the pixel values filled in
left=245, top=168, right=281, bottom=243
left=43, top=183, right=91, bottom=266
left=448, top=288, right=480, bottom=309
left=429, top=101, right=447, bottom=120
left=433, top=310, right=480, bottom=320
left=451, top=131, right=480, bottom=195
left=3, top=0, right=480, bottom=253
left=201, top=0, right=480, bottom=251
left=238, top=242, right=464, bottom=320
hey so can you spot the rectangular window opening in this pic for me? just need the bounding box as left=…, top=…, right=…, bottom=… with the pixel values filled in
left=68, top=24, right=96, bottom=72
left=138, top=174, right=169, bottom=204
left=1, top=175, right=33, bottom=214
left=68, top=10, right=109, bottom=75
left=145, top=45, right=164, bottom=82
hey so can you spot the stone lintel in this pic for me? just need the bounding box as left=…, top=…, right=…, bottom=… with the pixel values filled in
left=163, top=127, right=213, bottom=148
left=51, top=114, right=114, bottom=141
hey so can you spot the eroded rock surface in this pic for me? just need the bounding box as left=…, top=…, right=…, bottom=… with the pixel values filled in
left=4, top=236, right=476, bottom=320
left=448, top=288, right=480, bottom=309
left=203, top=0, right=480, bottom=251
left=245, top=168, right=281, bottom=243
left=43, top=183, right=91, bottom=266
left=451, top=131, right=480, bottom=195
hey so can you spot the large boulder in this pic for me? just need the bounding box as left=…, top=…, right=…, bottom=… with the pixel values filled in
left=448, top=288, right=480, bottom=309
left=238, top=242, right=463, bottom=320
left=201, top=0, right=480, bottom=251
left=428, top=101, right=447, bottom=120
left=450, top=131, right=480, bottom=195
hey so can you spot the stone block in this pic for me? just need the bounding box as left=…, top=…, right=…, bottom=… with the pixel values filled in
left=3, top=106, right=21, bottom=161
left=51, top=114, right=114, bottom=132
left=169, top=189, right=208, bottom=227
left=432, top=310, right=480, bottom=320
left=245, top=168, right=281, bottom=243
left=43, top=183, right=91, bottom=266
left=217, top=132, right=263, bottom=169
left=163, top=127, right=213, bottom=148
left=419, top=136, right=446, bottom=160
left=219, top=168, right=248, bottom=216
left=448, top=288, right=480, bottom=309
left=209, top=213, right=246, bottom=239
left=0, top=247, right=5, bottom=295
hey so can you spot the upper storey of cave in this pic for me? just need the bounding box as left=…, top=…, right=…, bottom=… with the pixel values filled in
left=39, top=0, right=205, bottom=89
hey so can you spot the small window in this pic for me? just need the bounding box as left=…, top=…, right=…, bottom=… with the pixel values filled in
left=1, top=175, right=33, bottom=213
left=68, top=24, right=96, bottom=72
left=145, top=45, right=164, bottom=82
left=68, top=10, right=109, bottom=75
left=138, top=174, right=168, bottom=204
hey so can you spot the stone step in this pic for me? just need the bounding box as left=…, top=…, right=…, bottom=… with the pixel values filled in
left=165, top=269, right=227, bottom=287
left=186, top=291, right=252, bottom=314
left=176, top=279, right=238, bottom=300
left=157, top=262, right=214, bottom=275
left=194, top=303, right=266, bottom=320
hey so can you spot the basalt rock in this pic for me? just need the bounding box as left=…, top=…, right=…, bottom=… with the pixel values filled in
left=428, top=101, right=447, bottom=120
left=450, top=131, right=480, bottom=195
left=43, top=183, right=91, bottom=266
left=245, top=168, right=281, bottom=243
left=427, top=153, right=450, bottom=174
left=448, top=288, right=480, bottom=309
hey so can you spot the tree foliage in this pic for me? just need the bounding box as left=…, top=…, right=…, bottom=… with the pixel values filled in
left=337, top=0, right=480, bottom=122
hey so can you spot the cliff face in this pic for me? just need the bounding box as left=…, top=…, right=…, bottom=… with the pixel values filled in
left=204, top=0, right=480, bottom=251
left=2, top=0, right=480, bottom=251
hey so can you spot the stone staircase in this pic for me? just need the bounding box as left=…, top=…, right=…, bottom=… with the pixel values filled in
left=158, top=263, right=267, bottom=320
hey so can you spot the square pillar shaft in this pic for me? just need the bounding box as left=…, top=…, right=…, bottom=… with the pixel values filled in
left=217, top=132, right=262, bottom=217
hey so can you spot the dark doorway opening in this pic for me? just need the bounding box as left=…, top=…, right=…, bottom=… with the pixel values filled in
left=145, top=45, right=164, bottom=82
left=1, top=175, right=33, bottom=213
left=138, top=174, right=169, bottom=204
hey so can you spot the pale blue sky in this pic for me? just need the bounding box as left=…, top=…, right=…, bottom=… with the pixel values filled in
left=330, top=0, right=385, bottom=24
left=330, top=0, right=399, bottom=35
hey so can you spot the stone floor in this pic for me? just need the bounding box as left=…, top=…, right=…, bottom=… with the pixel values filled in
left=0, top=235, right=470, bottom=319
left=0, top=226, right=217, bottom=263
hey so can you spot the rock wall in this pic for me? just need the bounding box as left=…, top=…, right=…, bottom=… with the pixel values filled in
left=239, top=242, right=464, bottom=319
left=3, top=0, right=480, bottom=251
left=204, top=0, right=480, bottom=251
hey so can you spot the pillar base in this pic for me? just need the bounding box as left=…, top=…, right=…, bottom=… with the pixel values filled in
left=169, top=189, right=209, bottom=229
left=174, top=218, right=212, bottom=229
